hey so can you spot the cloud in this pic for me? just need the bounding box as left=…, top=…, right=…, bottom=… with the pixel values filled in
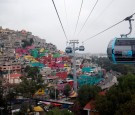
left=0, top=0, right=135, bottom=53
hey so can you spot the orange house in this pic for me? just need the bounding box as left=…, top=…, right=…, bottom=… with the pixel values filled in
left=83, top=100, right=99, bottom=115
left=83, top=91, right=106, bottom=115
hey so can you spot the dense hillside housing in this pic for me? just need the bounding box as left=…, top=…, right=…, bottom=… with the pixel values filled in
left=0, top=26, right=116, bottom=94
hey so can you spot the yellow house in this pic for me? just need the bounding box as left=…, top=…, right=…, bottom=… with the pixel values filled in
left=35, top=89, right=45, bottom=95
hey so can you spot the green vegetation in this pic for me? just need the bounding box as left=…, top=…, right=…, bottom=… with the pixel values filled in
left=22, top=38, right=33, bottom=48
left=71, top=100, right=81, bottom=115
left=96, top=74, right=135, bottom=115
left=92, top=57, right=135, bottom=74
left=63, top=84, right=71, bottom=98
left=0, top=80, right=8, bottom=114
left=1, top=56, right=135, bottom=115
left=49, top=87, right=59, bottom=99
left=46, top=108, right=74, bottom=115
left=15, top=66, right=45, bottom=98
left=77, top=85, right=101, bottom=107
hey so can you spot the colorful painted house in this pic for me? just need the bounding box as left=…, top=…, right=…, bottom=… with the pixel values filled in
left=56, top=72, right=67, bottom=80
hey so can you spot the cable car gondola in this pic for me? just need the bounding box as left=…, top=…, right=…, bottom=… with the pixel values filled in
left=79, top=45, right=85, bottom=51
left=65, top=46, right=72, bottom=54
left=75, top=47, right=79, bottom=51
left=107, top=16, right=135, bottom=64
left=107, top=37, right=135, bottom=64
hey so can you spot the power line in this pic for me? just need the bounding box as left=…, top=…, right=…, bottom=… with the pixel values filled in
left=51, top=0, right=68, bottom=41
left=77, top=0, right=99, bottom=37
left=82, top=13, right=135, bottom=43
left=73, top=0, right=84, bottom=38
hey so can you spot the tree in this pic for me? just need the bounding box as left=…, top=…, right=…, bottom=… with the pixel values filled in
left=24, top=65, right=31, bottom=75
left=46, top=108, right=74, bottom=115
left=16, top=77, right=43, bottom=98
left=18, top=77, right=37, bottom=97
left=95, top=74, right=135, bottom=115
left=26, top=66, right=40, bottom=79
left=63, top=84, right=71, bottom=98
left=29, top=38, right=34, bottom=44
left=16, top=66, right=45, bottom=98
left=115, top=98, right=135, bottom=115
left=62, top=109, right=74, bottom=115
left=0, top=80, right=8, bottom=114
left=71, top=100, right=81, bottom=115
left=95, top=57, right=135, bottom=75
left=21, top=38, right=33, bottom=48
left=49, top=87, right=59, bottom=99
left=68, top=74, right=73, bottom=79
left=36, top=74, right=44, bottom=89
left=78, top=85, right=101, bottom=107
left=19, top=102, right=29, bottom=115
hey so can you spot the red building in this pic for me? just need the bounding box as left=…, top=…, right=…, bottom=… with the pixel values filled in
left=56, top=72, right=67, bottom=80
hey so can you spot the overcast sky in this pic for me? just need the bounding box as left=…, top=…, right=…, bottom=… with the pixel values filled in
left=0, top=0, right=135, bottom=53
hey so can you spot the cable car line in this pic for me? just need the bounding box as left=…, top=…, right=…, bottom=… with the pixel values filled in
left=73, top=0, right=84, bottom=38
left=77, top=0, right=99, bottom=37
left=64, top=0, right=69, bottom=31
left=82, top=13, right=135, bottom=43
left=88, top=0, right=115, bottom=30
left=51, top=0, right=68, bottom=41
left=64, top=0, right=68, bottom=22
left=97, top=0, right=114, bottom=19
left=83, top=20, right=124, bottom=42
left=97, top=0, right=115, bottom=19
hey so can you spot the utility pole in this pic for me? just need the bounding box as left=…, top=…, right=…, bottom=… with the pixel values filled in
left=69, top=40, right=79, bottom=92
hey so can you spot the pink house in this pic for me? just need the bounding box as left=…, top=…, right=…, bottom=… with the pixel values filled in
left=56, top=57, right=62, bottom=62
left=26, top=45, right=35, bottom=50
left=15, top=48, right=22, bottom=53
left=56, top=63, right=64, bottom=68
left=22, top=49, right=29, bottom=54
left=56, top=72, right=67, bottom=79
left=15, top=48, right=29, bottom=55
